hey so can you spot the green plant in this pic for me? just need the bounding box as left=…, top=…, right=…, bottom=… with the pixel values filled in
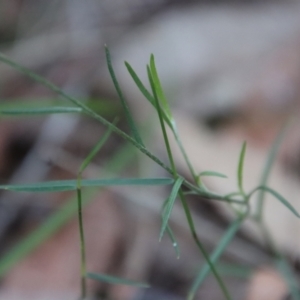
left=0, top=47, right=299, bottom=300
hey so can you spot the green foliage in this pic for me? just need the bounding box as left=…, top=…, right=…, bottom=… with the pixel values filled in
left=198, top=171, right=228, bottom=179
left=149, top=54, right=173, bottom=122
left=160, top=177, right=184, bottom=241
left=0, top=47, right=298, bottom=300
left=237, top=141, right=247, bottom=196
left=0, top=178, right=174, bottom=192
left=255, top=122, right=289, bottom=221
left=249, top=186, right=300, bottom=218
left=105, top=46, right=144, bottom=147
left=0, top=106, right=82, bottom=115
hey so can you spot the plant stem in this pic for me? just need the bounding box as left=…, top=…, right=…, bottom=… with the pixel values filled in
left=77, top=177, right=87, bottom=299
left=255, top=121, right=289, bottom=221
left=179, top=190, right=232, bottom=300
left=173, top=127, right=199, bottom=185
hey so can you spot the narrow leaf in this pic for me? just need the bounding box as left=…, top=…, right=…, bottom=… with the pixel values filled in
left=0, top=181, right=76, bottom=192
left=126, top=60, right=196, bottom=183
left=149, top=61, right=193, bottom=182
left=237, top=141, right=247, bottom=196
left=81, top=177, right=174, bottom=187
left=0, top=178, right=174, bottom=193
left=147, top=65, right=176, bottom=173
left=125, top=61, right=173, bottom=129
left=166, top=225, right=180, bottom=259
left=160, top=177, right=184, bottom=241
left=161, top=197, right=180, bottom=258
left=79, top=119, right=116, bottom=174
left=125, top=62, right=155, bottom=105
left=256, top=122, right=289, bottom=220
left=87, top=272, right=150, bottom=288
left=0, top=107, right=82, bottom=115
left=252, top=186, right=300, bottom=218
left=105, top=46, right=144, bottom=146
left=0, top=98, right=118, bottom=117
left=199, top=171, right=227, bottom=178
left=188, top=217, right=242, bottom=300
left=149, top=54, right=172, bottom=121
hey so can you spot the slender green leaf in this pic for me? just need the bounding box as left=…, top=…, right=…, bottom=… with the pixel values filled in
left=105, top=46, right=144, bottom=146
left=125, top=61, right=174, bottom=130
left=87, top=272, right=149, bottom=288
left=79, top=119, right=116, bottom=174
left=237, top=142, right=247, bottom=196
left=128, top=57, right=197, bottom=183
left=147, top=65, right=176, bottom=174
left=0, top=98, right=118, bottom=117
left=80, top=177, right=174, bottom=187
left=199, top=171, right=227, bottom=178
left=0, top=178, right=174, bottom=193
left=166, top=225, right=180, bottom=259
left=0, top=106, right=82, bottom=115
left=161, top=198, right=180, bottom=258
left=188, top=217, right=243, bottom=300
left=149, top=54, right=172, bottom=121
left=126, top=60, right=198, bottom=186
left=0, top=181, right=76, bottom=192
left=250, top=186, right=300, bottom=218
left=125, top=62, right=155, bottom=105
left=256, top=122, right=289, bottom=220
left=160, top=177, right=184, bottom=241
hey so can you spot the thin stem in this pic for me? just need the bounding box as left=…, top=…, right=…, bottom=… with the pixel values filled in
left=77, top=176, right=87, bottom=299
left=188, top=216, right=244, bottom=300
left=255, top=121, right=289, bottom=221
left=179, top=190, right=232, bottom=300
left=173, top=127, right=199, bottom=185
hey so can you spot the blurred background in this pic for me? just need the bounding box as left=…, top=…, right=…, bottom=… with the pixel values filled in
left=1, top=0, right=300, bottom=299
